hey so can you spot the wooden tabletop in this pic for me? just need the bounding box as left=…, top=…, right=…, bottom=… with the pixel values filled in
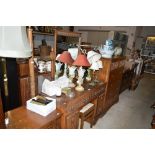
left=6, top=106, right=61, bottom=129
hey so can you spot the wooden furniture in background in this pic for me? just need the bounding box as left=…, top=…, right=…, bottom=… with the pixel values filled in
left=150, top=102, right=155, bottom=129
left=0, top=94, right=5, bottom=128
left=54, top=29, right=81, bottom=59
left=6, top=107, right=61, bottom=129
left=27, top=28, right=82, bottom=97
left=98, top=57, right=125, bottom=114
left=17, top=59, right=31, bottom=106
left=120, top=63, right=138, bottom=93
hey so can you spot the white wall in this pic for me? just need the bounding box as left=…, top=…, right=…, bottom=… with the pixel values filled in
left=74, top=26, right=137, bottom=49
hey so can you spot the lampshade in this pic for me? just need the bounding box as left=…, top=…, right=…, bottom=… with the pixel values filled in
left=87, top=51, right=101, bottom=64
left=97, top=60, right=103, bottom=68
left=68, top=48, right=78, bottom=60
left=90, top=60, right=103, bottom=70
left=0, top=26, right=32, bottom=58
left=73, top=54, right=90, bottom=67
left=57, top=51, right=74, bottom=65
left=90, top=62, right=99, bottom=70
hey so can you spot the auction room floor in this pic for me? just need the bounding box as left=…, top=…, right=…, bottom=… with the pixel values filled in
left=84, top=73, right=155, bottom=129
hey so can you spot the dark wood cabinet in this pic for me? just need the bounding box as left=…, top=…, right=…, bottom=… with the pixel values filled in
left=0, top=94, right=5, bottom=128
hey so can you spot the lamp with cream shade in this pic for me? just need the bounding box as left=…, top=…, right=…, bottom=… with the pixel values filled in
left=86, top=51, right=102, bottom=82
left=90, top=60, right=103, bottom=83
left=0, top=26, right=32, bottom=126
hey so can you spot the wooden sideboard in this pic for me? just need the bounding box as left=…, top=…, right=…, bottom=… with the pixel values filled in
left=6, top=82, right=106, bottom=129
left=98, top=56, right=125, bottom=114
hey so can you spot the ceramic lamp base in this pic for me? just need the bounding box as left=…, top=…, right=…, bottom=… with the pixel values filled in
left=86, top=76, right=91, bottom=81
left=69, top=83, right=75, bottom=88
left=75, top=85, right=84, bottom=91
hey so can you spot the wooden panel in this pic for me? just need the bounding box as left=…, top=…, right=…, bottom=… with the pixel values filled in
left=66, top=111, right=79, bottom=129
left=98, top=56, right=125, bottom=115
left=96, top=93, right=105, bottom=117
left=97, top=58, right=111, bottom=83
left=17, top=62, right=29, bottom=77
left=19, top=77, right=30, bottom=106
left=0, top=95, right=5, bottom=128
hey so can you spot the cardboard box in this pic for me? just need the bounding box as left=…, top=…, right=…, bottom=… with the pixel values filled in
left=26, top=97, right=56, bottom=116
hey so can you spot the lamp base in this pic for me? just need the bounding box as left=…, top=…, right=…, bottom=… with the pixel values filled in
left=75, top=85, right=84, bottom=92
left=69, top=83, right=75, bottom=88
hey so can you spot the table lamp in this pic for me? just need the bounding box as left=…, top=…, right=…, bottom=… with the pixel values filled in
left=90, top=60, right=103, bottom=85
left=0, top=26, right=32, bottom=125
left=57, top=51, right=74, bottom=77
left=86, top=51, right=102, bottom=82
left=87, top=50, right=101, bottom=64
left=73, top=54, right=90, bottom=91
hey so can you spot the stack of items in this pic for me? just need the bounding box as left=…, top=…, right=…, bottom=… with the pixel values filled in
left=99, top=40, right=114, bottom=58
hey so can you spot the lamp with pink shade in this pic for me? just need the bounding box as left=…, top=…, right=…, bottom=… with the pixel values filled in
left=57, top=51, right=74, bottom=77
left=73, top=54, right=90, bottom=91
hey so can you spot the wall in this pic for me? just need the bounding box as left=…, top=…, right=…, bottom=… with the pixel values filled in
left=74, top=26, right=137, bottom=50
left=135, top=26, right=155, bottom=49
left=87, top=31, right=109, bottom=46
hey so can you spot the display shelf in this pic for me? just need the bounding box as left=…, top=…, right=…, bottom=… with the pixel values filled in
left=32, top=31, right=54, bottom=36
left=37, top=71, right=51, bottom=76
left=144, top=71, right=155, bottom=75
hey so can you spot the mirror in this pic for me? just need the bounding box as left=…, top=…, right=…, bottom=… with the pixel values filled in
left=53, top=30, right=81, bottom=79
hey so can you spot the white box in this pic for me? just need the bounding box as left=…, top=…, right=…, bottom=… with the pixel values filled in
left=26, top=97, right=56, bottom=117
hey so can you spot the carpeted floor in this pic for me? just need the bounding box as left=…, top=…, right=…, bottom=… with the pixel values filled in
left=84, top=73, right=155, bottom=129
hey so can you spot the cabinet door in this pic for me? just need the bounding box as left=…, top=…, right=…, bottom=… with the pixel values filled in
left=19, top=77, right=30, bottom=106
left=96, top=93, right=105, bottom=117
left=66, top=111, right=79, bottom=129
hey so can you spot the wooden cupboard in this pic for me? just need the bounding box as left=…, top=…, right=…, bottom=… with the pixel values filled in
left=98, top=57, right=125, bottom=113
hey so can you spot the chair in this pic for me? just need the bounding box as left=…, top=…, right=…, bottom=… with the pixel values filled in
left=79, top=103, right=95, bottom=129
